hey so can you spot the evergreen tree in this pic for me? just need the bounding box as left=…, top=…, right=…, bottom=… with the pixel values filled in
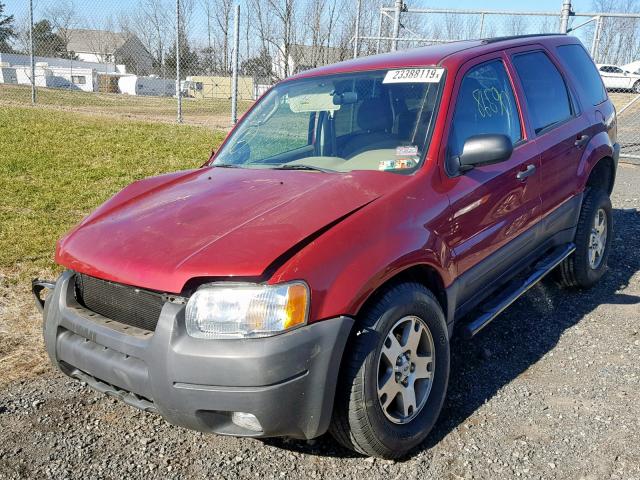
left=32, top=20, right=67, bottom=57
left=241, top=49, right=273, bottom=79
left=0, top=2, right=16, bottom=53
left=165, top=31, right=199, bottom=77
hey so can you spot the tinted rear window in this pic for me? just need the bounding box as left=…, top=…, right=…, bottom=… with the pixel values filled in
left=556, top=44, right=606, bottom=106
left=512, top=51, right=572, bottom=134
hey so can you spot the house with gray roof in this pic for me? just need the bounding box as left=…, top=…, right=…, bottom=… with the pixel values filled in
left=66, top=29, right=153, bottom=75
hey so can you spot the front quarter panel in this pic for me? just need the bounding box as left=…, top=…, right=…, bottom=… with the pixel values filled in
left=270, top=176, right=454, bottom=322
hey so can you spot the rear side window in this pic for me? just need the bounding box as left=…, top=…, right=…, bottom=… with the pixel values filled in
left=512, top=51, right=572, bottom=134
left=448, top=60, right=521, bottom=160
left=556, top=44, right=606, bottom=106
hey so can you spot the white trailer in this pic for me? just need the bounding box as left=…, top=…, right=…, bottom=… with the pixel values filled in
left=14, top=65, right=50, bottom=87
left=46, top=66, right=97, bottom=92
left=11, top=64, right=97, bottom=92
left=0, top=63, right=17, bottom=84
left=118, top=75, right=174, bottom=96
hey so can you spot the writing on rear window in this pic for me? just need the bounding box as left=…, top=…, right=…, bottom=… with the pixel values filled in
left=383, top=68, right=444, bottom=84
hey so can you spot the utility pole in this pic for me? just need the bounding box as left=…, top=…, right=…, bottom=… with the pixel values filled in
left=590, top=16, right=602, bottom=61
left=176, top=0, right=182, bottom=123
left=376, top=9, right=383, bottom=54
left=231, top=4, right=240, bottom=125
left=559, top=0, right=572, bottom=33
left=353, top=0, right=362, bottom=58
left=29, top=0, right=36, bottom=104
left=391, top=0, right=403, bottom=51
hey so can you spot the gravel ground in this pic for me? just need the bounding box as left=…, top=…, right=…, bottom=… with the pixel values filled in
left=1, top=164, right=639, bottom=480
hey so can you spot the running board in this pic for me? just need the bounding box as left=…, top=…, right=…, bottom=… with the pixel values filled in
left=461, top=243, right=576, bottom=339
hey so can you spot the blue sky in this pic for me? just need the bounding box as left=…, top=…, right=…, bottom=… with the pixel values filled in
left=3, top=0, right=597, bottom=50
left=4, top=0, right=596, bottom=24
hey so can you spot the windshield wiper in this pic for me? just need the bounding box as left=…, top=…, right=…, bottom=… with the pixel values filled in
left=214, top=163, right=242, bottom=168
left=271, top=164, right=335, bottom=173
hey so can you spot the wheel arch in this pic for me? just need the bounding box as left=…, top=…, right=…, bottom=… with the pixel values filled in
left=355, top=263, right=449, bottom=325
left=585, top=155, right=616, bottom=195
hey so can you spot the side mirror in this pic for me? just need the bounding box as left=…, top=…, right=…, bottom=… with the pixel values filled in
left=455, top=134, right=513, bottom=173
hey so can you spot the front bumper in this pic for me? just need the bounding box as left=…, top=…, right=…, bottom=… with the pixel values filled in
left=42, top=271, right=354, bottom=439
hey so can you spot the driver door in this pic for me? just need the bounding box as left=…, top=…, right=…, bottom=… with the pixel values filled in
left=439, top=54, right=542, bottom=314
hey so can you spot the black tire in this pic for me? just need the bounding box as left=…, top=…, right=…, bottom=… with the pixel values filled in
left=557, top=188, right=612, bottom=288
left=634, top=80, right=640, bottom=94
left=329, top=282, right=450, bottom=459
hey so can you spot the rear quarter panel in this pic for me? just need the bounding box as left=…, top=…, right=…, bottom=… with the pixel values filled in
left=546, top=42, right=617, bottom=192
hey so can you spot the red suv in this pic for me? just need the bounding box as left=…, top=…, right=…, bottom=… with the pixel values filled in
left=35, top=35, right=618, bottom=458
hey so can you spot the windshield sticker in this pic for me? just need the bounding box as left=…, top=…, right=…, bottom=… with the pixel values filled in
left=383, top=68, right=444, bottom=84
left=379, top=158, right=417, bottom=171
left=396, top=146, right=419, bottom=156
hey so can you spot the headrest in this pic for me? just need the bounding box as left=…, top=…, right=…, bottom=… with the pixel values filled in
left=357, top=97, right=392, bottom=132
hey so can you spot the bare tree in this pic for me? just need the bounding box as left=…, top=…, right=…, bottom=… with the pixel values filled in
left=199, top=0, right=217, bottom=74
left=130, top=0, right=171, bottom=76
left=44, top=0, right=79, bottom=54
left=265, top=0, right=297, bottom=78
left=592, top=0, right=640, bottom=64
left=508, top=15, right=528, bottom=36
left=213, top=0, right=233, bottom=73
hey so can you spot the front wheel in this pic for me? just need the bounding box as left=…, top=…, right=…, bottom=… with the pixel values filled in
left=634, top=80, right=640, bottom=94
left=329, top=282, right=450, bottom=458
left=557, top=188, right=613, bottom=288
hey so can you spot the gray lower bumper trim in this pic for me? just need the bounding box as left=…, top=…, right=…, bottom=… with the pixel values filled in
left=43, top=271, right=354, bottom=439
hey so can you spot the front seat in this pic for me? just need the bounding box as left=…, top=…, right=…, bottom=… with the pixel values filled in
left=340, top=97, right=398, bottom=158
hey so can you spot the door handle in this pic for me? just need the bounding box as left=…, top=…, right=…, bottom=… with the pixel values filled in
left=575, top=134, right=590, bottom=148
left=516, top=164, right=536, bottom=181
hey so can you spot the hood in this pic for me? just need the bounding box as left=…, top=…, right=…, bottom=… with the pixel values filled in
left=57, top=166, right=402, bottom=293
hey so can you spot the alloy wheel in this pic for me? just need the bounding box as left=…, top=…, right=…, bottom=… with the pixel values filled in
left=377, top=315, right=435, bottom=424
left=588, top=207, right=608, bottom=269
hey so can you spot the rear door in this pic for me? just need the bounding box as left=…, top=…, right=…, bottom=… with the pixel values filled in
left=508, top=48, right=588, bottom=240
left=439, top=53, right=542, bottom=312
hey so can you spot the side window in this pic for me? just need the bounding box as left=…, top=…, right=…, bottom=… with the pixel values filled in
left=556, top=44, right=606, bottom=106
left=448, top=60, right=522, bottom=160
left=512, top=51, right=572, bottom=134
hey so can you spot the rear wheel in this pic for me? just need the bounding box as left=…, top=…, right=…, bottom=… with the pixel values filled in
left=557, top=188, right=612, bottom=288
left=634, top=80, right=640, bottom=94
left=330, top=282, right=449, bottom=458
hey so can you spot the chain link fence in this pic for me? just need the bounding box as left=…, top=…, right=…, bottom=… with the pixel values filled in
left=363, top=2, right=640, bottom=161
left=0, top=0, right=639, bottom=159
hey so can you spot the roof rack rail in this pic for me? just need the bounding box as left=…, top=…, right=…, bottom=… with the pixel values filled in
left=481, top=33, right=566, bottom=44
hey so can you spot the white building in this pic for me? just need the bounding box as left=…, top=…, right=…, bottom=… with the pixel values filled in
left=11, top=63, right=97, bottom=92
left=0, top=52, right=126, bottom=74
left=0, top=62, right=17, bottom=84
left=118, top=75, right=174, bottom=97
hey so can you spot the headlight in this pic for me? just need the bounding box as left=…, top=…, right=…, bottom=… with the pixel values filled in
left=185, top=282, right=309, bottom=339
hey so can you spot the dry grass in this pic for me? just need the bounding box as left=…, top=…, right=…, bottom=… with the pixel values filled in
left=0, top=83, right=252, bottom=129
left=0, top=105, right=226, bottom=386
left=609, top=91, right=640, bottom=112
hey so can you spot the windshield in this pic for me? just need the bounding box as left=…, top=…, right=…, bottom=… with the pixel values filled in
left=213, top=68, right=444, bottom=173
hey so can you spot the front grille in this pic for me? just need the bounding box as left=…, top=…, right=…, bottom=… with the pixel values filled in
left=74, top=273, right=164, bottom=332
